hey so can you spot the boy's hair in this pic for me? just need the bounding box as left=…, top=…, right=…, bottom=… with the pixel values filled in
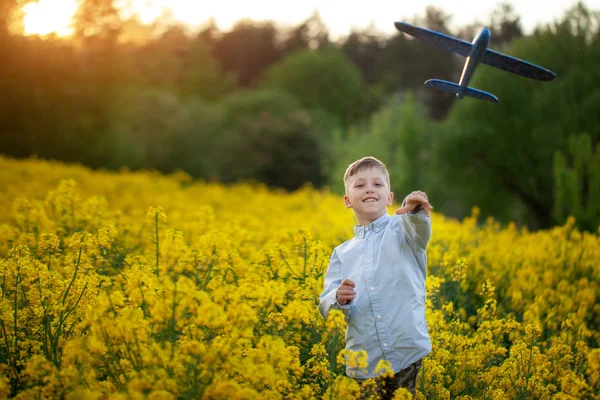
left=343, top=157, right=390, bottom=191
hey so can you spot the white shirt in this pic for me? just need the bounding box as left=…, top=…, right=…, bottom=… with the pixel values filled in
left=318, top=211, right=432, bottom=378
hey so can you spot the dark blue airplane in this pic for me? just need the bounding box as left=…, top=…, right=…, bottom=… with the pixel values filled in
left=394, top=22, right=556, bottom=103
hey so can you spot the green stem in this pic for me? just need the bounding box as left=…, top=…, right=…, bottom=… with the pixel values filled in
left=302, top=237, right=307, bottom=283
left=0, top=320, right=12, bottom=369
left=278, top=249, right=301, bottom=279
left=522, top=333, right=536, bottom=398
left=52, top=244, right=83, bottom=365
left=155, top=211, right=160, bottom=275
left=139, top=284, right=150, bottom=318
left=101, top=325, right=129, bottom=388
left=13, top=261, right=21, bottom=371
left=170, top=276, right=179, bottom=360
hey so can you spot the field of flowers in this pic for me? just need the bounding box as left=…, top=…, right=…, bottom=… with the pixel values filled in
left=0, top=154, right=598, bottom=399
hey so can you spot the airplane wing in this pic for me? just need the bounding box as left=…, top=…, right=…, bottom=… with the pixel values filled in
left=425, top=79, right=499, bottom=103
left=481, top=49, right=556, bottom=81
left=394, top=22, right=556, bottom=81
left=394, top=22, right=472, bottom=57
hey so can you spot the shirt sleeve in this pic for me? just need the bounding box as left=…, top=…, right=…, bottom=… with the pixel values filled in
left=400, top=197, right=432, bottom=253
left=318, top=249, right=352, bottom=319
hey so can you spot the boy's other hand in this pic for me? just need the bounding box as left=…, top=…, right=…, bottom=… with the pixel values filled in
left=395, top=190, right=433, bottom=216
left=336, top=279, right=356, bottom=305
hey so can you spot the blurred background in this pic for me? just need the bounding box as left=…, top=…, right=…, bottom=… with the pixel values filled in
left=0, top=0, right=599, bottom=231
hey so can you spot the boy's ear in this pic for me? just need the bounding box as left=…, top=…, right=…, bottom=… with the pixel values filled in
left=387, top=192, right=394, bottom=206
left=344, top=195, right=352, bottom=209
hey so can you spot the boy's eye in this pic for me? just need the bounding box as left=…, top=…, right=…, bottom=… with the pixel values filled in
left=355, top=184, right=364, bottom=188
left=375, top=183, right=382, bottom=187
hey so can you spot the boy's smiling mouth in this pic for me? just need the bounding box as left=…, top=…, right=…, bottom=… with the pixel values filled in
left=363, top=197, right=378, bottom=202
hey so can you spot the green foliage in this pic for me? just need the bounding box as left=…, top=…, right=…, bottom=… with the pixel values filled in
left=261, top=48, right=363, bottom=127
left=0, top=33, right=134, bottom=167
left=0, top=24, right=231, bottom=171
left=213, top=20, right=283, bottom=87
left=178, top=38, right=235, bottom=101
left=553, top=133, right=600, bottom=231
left=215, top=89, right=328, bottom=190
left=2, top=0, right=599, bottom=226
left=136, top=28, right=233, bottom=101
left=433, top=4, right=600, bottom=228
left=328, top=95, right=432, bottom=197
left=105, top=89, right=330, bottom=191
left=110, top=90, right=223, bottom=177
left=282, top=11, right=330, bottom=52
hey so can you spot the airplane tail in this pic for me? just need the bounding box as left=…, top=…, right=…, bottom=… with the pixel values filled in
left=425, top=79, right=499, bottom=103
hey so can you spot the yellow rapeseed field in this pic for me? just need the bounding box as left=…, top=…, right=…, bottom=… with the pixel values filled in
left=0, top=155, right=598, bottom=399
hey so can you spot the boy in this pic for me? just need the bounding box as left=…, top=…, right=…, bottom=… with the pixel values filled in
left=318, top=156, right=432, bottom=399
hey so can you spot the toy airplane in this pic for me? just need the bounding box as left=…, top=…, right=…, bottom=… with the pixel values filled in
left=394, top=21, right=556, bottom=103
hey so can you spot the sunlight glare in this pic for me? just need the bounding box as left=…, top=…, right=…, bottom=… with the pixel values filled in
left=20, top=0, right=586, bottom=39
left=23, top=0, right=78, bottom=36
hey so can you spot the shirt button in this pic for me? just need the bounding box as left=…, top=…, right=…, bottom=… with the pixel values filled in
left=370, top=286, right=375, bottom=291
left=377, top=315, right=382, bottom=319
left=366, top=259, right=371, bottom=264
left=383, top=343, right=388, bottom=348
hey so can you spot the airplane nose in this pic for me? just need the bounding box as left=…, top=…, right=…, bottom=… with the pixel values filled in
left=474, top=27, right=491, bottom=46
left=482, top=27, right=491, bottom=39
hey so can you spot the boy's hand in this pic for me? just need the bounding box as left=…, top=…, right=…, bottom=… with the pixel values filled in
left=395, top=190, right=433, bottom=216
left=336, top=279, right=356, bottom=305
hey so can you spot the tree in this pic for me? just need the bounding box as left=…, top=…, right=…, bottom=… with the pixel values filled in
left=213, top=20, right=283, bottom=87
left=135, top=26, right=191, bottom=88
left=0, top=35, right=91, bottom=161
left=261, top=48, right=363, bottom=127
left=456, top=3, right=523, bottom=48
left=340, top=26, right=384, bottom=85
left=489, top=2, right=524, bottom=49
left=135, top=28, right=234, bottom=101
left=433, top=3, right=600, bottom=228
left=72, top=0, right=123, bottom=40
left=178, top=36, right=235, bottom=101
left=283, top=11, right=330, bottom=52
left=0, top=0, right=25, bottom=113
left=111, top=90, right=223, bottom=176
left=0, top=0, right=138, bottom=168
left=214, top=89, right=328, bottom=190
left=553, top=133, right=600, bottom=231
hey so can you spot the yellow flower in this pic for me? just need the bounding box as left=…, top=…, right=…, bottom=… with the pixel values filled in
left=147, top=390, right=176, bottom=400
left=0, top=156, right=597, bottom=399
left=392, top=387, right=413, bottom=400
left=0, top=375, right=10, bottom=400
left=374, top=359, right=394, bottom=379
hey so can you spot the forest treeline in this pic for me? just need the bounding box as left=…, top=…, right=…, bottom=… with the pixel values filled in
left=0, top=1, right=599, bottom=230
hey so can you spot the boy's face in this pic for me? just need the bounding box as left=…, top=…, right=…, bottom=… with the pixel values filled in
left=344, top=167, right=394, bottom=226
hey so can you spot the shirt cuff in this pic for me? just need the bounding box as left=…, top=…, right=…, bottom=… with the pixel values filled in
left=328, top=290, right=352, bottom=310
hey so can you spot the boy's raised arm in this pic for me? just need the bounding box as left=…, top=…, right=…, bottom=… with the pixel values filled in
left=396, top=191, right=432, bottom=252
left=318, top=250, right=352, bottom=319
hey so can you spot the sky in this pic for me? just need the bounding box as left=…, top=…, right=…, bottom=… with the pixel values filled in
left=167, top=0, right=599, bottom=36
left=22, top=0, right=600, bottom=38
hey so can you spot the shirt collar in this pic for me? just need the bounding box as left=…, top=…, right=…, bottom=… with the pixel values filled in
left=354, top=213, right=390, bottom=238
